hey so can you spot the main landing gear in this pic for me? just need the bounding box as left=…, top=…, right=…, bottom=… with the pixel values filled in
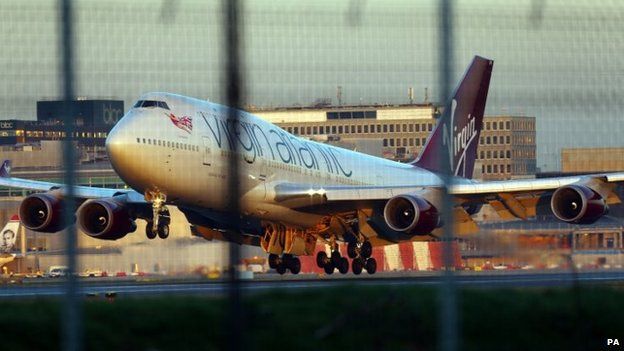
left=316, top=241, right=377, bottom=275
left=269, top=254, right=301, bottom=275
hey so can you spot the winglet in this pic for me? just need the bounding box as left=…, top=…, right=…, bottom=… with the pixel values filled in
left=412, top=56, right=493, bottom=179
left=0, top=160, right=11, bottom=178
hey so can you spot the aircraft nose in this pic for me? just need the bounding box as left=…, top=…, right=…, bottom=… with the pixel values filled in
left=105, top=122, right=126, bottom=163
left=105, top=112, right=141, bottom=180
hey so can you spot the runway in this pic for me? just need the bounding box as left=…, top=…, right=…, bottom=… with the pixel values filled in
left=0, top=271, right=623, bottom=298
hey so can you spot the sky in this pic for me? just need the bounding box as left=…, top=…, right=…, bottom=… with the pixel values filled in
left=0, top=0, right=623, bottom=171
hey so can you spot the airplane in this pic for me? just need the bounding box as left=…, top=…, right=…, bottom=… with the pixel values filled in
left=1, top=55, right=622, bottom=275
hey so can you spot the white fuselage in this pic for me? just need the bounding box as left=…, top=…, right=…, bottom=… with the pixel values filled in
left=106, top=92, right=446, bottom=228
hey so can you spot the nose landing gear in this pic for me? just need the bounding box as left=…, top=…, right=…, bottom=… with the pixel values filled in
left=144, top=190, right=170, bottom=240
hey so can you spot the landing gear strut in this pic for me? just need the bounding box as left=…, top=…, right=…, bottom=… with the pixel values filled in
left=144, top=190, right=170, bottom=240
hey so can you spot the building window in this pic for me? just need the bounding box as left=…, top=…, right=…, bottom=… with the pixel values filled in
left=482, top=165, right=486, bottom=174
left=486, top=137, right=491, bottom=144
left=507, top=164, right=511, bottom=173
left=421, top=123, right=426, bottom=131
left=389, top=139, right=395, bottom=147
left=493, top=122, right=497, bottom=130
left=351, top=125, right=356, bottom=133
left=493, top=136, right=497, bottom=144
left=494, top=165, right=498, bottom=173
left=487, top=165, right=492, bottom=173
left=383, top=139, right=388, bottom=147
left=364, top=125, right=369, bottom=133
left=506, top=121, right=511, bottom=130
left=428, top=123, right=433, bottom=131
left=506, top=135, right=510, bottom=144
left=402, top=124, right=407, bottom=132
left=416, top=138, right=421, bottom=146
left=403, top=138, right=407, bottom=146
left=480, top=151, right=484, bottom=159
left=409, top=138, right=414, bottom=146
left=389, top=125, right=395, bottom=133
left=506, top=150, right=511, bottom=158
left=487, top=151, right=491, bottom=159
left=422, top=138, right=426, bottom=145
left=409, top=124, right=414, bottom=132
left=306, top=127, right=311, bottom=134
left=377, top=125, right=381, bottom=133
left=313, top=126, right=318, bottom=134
left=499, top=121, right=504, bottom=130
left=357, top=125, right=362, bottom=133
left=416, top=124, right=420, bottom=132
left=486, top=122, right=490, bottom=130
left=383, top=125, right=388, bottom=133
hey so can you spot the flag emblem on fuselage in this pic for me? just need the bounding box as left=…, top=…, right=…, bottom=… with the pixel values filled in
left=166, top=112, right=193, bottom=134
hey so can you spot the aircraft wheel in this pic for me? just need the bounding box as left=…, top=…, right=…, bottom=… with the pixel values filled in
left=145, top=222, right=157, bottom=239
left=338, top=257, right=349, bottom=274
left=157, top=223, right=170, bottom=239
left=323, top=262, right=335, bottom=275
left=361, top=241, right=372, bottom=258
left=331, top=250, right=342, bottom=267
left=316, top=251, right=329, bottom=268
left=288, top=257, right=301, bottom=274
left=276, top=264, right=287, bottom=275
left=347, top=242, right=357, bottom=259
left=352, top=258, right=364, bottom=275
left=365, top=257, right=377, bottom=274
left=268, top=254, right=280, bottom=269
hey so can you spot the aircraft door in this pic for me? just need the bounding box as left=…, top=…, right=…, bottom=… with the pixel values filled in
left=202, top=136, right=212, bottom=166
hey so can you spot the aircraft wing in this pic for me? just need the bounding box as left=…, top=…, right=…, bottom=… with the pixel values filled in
left=0, top=160, right=145, bottom=203
left=269, top=172, right=624, bottom=220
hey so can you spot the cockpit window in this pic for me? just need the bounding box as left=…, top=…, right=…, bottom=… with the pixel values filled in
left=133, top=100, right=170, bottom=110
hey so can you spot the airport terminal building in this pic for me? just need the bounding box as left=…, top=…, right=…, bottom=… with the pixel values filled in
left=253, top=104, right=537, bottom=180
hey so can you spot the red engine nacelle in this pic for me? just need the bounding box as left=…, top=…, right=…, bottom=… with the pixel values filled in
left=551, top=184, right=607, bottom=224
left=383, top=194, right=440, bottom=235
left=77, top=198, right=136, bottom=240
left=19, top=192, right=70, bottom=232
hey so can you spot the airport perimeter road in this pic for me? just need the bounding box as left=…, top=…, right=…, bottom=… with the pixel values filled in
left=0, top=271, right=623, bottom=298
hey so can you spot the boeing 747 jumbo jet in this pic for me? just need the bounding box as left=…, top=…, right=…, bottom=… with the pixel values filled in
left=2, top=56, right=623, bottom=274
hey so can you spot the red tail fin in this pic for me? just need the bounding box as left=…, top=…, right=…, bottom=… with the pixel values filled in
left=412, top=56, right=493, bottom=179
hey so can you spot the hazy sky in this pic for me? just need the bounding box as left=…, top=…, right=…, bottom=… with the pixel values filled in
left=0, top=0, right=623, bottom=171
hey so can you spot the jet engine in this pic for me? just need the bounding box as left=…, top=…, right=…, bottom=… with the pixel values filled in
left=77, top=198, right=136, bottom=240
left=19, top=192, right=70, bottom=232
left=383, top=194, right=440, bottom=235
left=550, top=184, right=607, bottom=224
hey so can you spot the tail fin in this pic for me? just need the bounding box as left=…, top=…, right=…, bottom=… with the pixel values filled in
left=0, top=160, right=10, bottom=178
left=412, top=56, right=493, bottom=179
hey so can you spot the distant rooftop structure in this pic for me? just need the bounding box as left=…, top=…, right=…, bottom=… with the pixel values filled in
left=249, top=103, right=440, bottom=124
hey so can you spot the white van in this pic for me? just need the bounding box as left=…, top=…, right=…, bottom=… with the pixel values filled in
left=47, top=266, right=69, bottom=278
